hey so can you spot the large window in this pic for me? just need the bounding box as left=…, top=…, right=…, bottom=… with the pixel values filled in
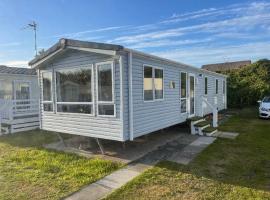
left=56, top=67, right=93, bottom=114
left=97, top=62, right=115, bottom=116
left=204, top=77, right=208, bottom=95
left=180, top=72, right=187, bottom=113
left=144, top=65, right=163, bottom=101
left=0, top=80, right=12, bottom=99
left=42, top=72, right=53, bottom=112
left=216, top=79, right=219, bottom=94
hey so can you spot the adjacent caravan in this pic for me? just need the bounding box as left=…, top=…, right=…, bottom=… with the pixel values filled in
left=29, top=38, right=227, bottom=141
left=0, top=66, right=39, bottom=134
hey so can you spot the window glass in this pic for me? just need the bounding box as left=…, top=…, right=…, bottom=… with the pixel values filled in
left=97, top=63, right=115, bottom=116
left=44, top=103, right=53, bottom=112
left=97, top=64, right=113, bottom=102
left=205, top=77, right=208, bottom=95
left=223, top=80, right=225, bottom=94
left=42, top=72, right=52, bottom=101
left=216, top=79, right=219, bottom=94
left=56, top=68, right=92, bottom=102
left=154, top=68, right=163, bottom=99
left=181, top=72, right=187, bottom=98
left=144, top=66, right=153, bottom=101
left=15, top=82, right=30, bottom=100
left=57, top=104, right=92, bottom=114
left=181, top=99, right=187, bottom=113
left=98, top=105, right=114, bottom=116
left=0, top=80, right=12, bottom=99
left=56, top=67, right=92, bottom=114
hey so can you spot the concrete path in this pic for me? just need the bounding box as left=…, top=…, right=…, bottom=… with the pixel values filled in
left=213, top=131, right=239, bottom=139
left=65, top=135, right=214, bottom=200
left=167, top=137, right=216, bottom=165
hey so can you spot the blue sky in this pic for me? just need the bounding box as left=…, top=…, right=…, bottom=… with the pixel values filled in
left=0, top=0, right=270, bottom=68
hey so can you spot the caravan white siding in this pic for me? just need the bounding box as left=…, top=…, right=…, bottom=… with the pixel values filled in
left=129, top=52, right=227, bottom=139
left=38, top=49, right=125, bottom=141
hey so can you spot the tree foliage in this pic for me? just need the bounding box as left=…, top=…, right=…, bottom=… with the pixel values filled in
left=224, top=59, right=270, bottom=108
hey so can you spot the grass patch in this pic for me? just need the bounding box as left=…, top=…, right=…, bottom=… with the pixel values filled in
left=105, top=107, right=270, bottom=200
left=0, top=130, right=121, bottom=200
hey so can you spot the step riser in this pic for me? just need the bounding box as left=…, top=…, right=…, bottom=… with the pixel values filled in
left=205, top=129, right=218, bottom=137
left=191, top=119, right=205, bottom=135
left=198, top=125, right=210, bottom=136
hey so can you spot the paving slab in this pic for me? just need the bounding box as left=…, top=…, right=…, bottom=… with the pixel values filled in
left=65, top=162, right=150, bottom=200
left=215, top=131, right=239, bottom=139
left=167, top=136, right=216, bottom=165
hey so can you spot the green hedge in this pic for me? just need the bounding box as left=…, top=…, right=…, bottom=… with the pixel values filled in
left=223, top=59, right=270, bottom=108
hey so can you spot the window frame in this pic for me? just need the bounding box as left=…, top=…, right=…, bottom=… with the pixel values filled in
left=204, top=76, right=208, bottom=95
left=215, top=78, right=219, bottom=94
left=13, top=80, right=32, bottom=101
left=54, top=65, right=94, bottom=116
left=41, top=70, right=54, bottom=112
left=96, top=61, right=116, bottom=117
left=180, top=71, right=188, bottom=114
left=223, top=80, right=226, bottom=95
left=143, top=64, right=164, bottom=102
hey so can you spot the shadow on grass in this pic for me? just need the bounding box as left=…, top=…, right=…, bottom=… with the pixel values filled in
left=0, top=129, right=71, bottom=148
left=155, top=107, right=270, bottom=192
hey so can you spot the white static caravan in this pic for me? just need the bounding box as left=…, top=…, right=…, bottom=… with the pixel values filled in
left=0, top=66, right=39, bottom=134
left=29, top=39, right=227, bottom=141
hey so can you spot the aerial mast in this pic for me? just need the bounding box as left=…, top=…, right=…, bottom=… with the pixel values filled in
left=24, top=21, right=38, bottom=56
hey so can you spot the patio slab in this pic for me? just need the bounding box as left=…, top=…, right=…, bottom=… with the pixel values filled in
left=167, top=136, right=216, bottom=165
left=213, top=131, right=239, bottom=139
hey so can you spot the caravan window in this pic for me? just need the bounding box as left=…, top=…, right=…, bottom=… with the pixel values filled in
left=97, top=62, right=115, bottom=116
left=0, top=80, right=12, bottom=99
left=15, top=82, right=30, bottom=100
left=216, top=79, right=219, bottom=94
left=42, top=72, right=53, bottom=111
left=180, top=72, right=187, bottom=113
left=55, top=67, right=93, bottom=114
left=144, top=65, right=164, bottom=101
left=204, top=77, right=208, bottom=95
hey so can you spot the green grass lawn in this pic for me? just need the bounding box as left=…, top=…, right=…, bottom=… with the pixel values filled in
left=0, top=130, right=121, bottom=200
left=105, top=107, right=270, bottom=200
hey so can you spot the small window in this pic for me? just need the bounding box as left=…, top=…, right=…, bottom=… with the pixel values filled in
left=15, top=82, right=30, bottom=100
left=204, top=77, right=208, bottom=95
left=97, top=62, right=115, bottom=116
left=154, top=68, right=163, bottom=99
left=144, top=66, right=154, bottom=101
left=144, top=66, right=163, bottom=101
left=180, top=72, right=187, bottom=113
left=223, top=80, right=225, bottom=94
left=216, top=79, right=219, bottom=94
left=169, top=81, right=176, bottom=89
left=42, top=71, right=53, bottom=112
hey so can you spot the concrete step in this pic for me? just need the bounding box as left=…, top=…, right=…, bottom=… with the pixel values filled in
left=194, top=120, right=211, bottom=127
left=202, top=126, right=218, bottom=137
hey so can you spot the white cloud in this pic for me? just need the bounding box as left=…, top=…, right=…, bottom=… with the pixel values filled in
left=152, top=42, right=270, bottom=66
left=0, top=42, right=21, bottom=47
left=127, top=38, right=213, bottom=49
left=1, top=60, right=29, bottom=68
left=52, top=26, right=128, bottom=39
